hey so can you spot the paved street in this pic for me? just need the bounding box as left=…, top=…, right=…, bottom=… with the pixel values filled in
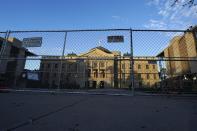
left=0, top=91, right=197, bottom=131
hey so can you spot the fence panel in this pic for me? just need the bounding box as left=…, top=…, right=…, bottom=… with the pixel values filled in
left=0, top=29, right=196, bottom=92
left=3, top=31, right=66, bottom=88
left=0, top=32, right=8, bottom=75
left=132, top=30, right=197, bottom=92
left=0, top=30, right=133, bottom=89
left=59, top=30, right=131, bottom=89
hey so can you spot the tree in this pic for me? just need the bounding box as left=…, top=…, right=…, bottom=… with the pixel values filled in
left=171, top=0, right=196, bottom=7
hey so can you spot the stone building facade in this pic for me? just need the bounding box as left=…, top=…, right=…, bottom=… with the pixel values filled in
left=0, top=37, right=35, bottom=86
left=40, top=46, right=160, bottom=89
left=157, top=26, right=197, bottom=89
left=157, top=26, right=197, bottom=77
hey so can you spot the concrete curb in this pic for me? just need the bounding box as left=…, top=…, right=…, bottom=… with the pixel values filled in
left=1, top=89, right=197, bottom=97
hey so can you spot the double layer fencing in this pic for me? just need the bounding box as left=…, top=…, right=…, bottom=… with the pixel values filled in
left=0, top=29, right=197, bottom=92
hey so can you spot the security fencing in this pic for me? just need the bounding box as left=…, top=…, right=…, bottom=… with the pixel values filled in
left=0, top=32, right=7, bottom=57
left=0, top=31, right=9, bottom=77
left=132, top=29, right=197, bottom=92
left=0, top=29, right=197, bottom=93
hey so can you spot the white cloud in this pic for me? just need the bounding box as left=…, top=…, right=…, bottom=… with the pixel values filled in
left=112, top=15, right=121, bottom=19
left=144, top=19, right=167, bottom=29
left=145, top=0, right=197, bottom=30
left=147, top=0, right=161, bottom=6
left=158, top=10, right=169, bottom=17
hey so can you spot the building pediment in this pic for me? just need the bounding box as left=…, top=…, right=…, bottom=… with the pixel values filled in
left=79, top=47, right=114, bottom=57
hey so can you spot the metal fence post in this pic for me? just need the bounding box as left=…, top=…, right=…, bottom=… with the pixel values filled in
left=57, top=31, right=67, bottom=90
left=130, top=29, right=134, bottom=95
left=159, top=57, right=163, bottom=89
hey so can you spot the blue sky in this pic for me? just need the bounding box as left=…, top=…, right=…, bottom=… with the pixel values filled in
left=0, top=0, right=153, bottom=30
left=0, top=0, right=191, bottom=30
left=0, top=0, right=196, bottom=30
left=0, top=0, right=196, bottom=70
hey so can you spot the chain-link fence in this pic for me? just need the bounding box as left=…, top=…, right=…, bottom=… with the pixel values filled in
left=0, top=28, right=197, bottom=93
left=132, top=29, right=197, bottom=92
left=0, top=31, right=9, bottom=81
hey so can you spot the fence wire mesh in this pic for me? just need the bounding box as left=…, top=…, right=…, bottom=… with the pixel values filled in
left=132, top=30, right=197, bottom=92
left=0, top=29, right=197, bottom=92
left=0, top=32, right=8, bottom=75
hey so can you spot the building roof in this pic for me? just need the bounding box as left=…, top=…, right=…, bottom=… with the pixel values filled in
left=156, top=51, right=164, bottom=57
left=0, top=37, right=36, bottom=56
left=66, top=53, right=78, bottom=57
left=78, top=46, right=114, bottom=57
left=156, top=35, right=183, bottom=57
left=25, top=49, right=36, bottom=56
left=90, top=46, right=112, bottom=54
left=123, top=52, right=131, bottom=57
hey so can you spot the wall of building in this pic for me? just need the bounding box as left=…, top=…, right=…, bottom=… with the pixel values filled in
left=0, top=37, right=34, bottom=87
left=40, top=55, right=159, bottom=89
left=163, top=31, right=197, bottom=77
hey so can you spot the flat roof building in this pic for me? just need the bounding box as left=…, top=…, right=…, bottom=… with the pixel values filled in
left=0, top=37, right=35, bottom=87
left=157, top=26, right=197, bottom=77
left=157, top=26, right=197, bottom=89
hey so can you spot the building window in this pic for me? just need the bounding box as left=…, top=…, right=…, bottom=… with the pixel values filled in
left=55, top=63, right=58, bottom=68
left=100, top=62, right=105, bottom=68
left=122, top=73, right=125, bottom=80
left=47, top=63, right=50, bottom=68
left=85, top=81, right=90, bottom=88
left=100, top=69, right=105, bottom=78
left=93, top=69, right=98, bottom=78
left=146, top=65, right=149, bottom=69
left=87, top=69, right=91, bottom=78
left=138, top=64, right=141, bottom=69
left=68, top=63, right=72, bottom=70
left=148, top=60, right=157, bottom=64
left=68, top=63, right=77, bottom=72
left=122, top=64, right=125, bottom=69
left=138, top=74, right=141, bottom=79
left=147, top=74, right=150, bottom=79
left=87, top=62, right=91, bottom=67
left=153, top=65, right=156, bottom=69
left=93, top=62, right=98, bottom=68
left=62, top=63, right=66, bottom=69
left=154, top=74, right=157, bottom=79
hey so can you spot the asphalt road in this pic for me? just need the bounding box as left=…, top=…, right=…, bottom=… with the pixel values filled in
left=0, top=91, right=197, bottom=131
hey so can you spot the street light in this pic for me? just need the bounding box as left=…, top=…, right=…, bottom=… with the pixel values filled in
left=183, top=75, right=188, bottom=80
left=193, top=76, right=196, bottom=81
